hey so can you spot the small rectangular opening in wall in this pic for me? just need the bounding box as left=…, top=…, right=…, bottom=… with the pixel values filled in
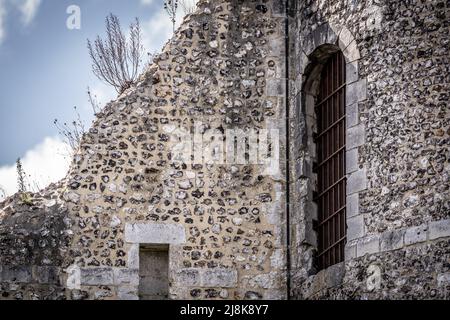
left=139, top=244, right=169, bottom=300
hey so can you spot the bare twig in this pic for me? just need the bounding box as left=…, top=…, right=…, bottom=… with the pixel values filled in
left=87, top=87, right=101, bottom=114
left=0, top=185, right=6, bottom=200
left=53, top=106, right=85, bottom=152
left=164, top=0, right=179, bottom=32
left=26, top=175, right=42, bottom=194
left=16, top=158, right=27, bottom=193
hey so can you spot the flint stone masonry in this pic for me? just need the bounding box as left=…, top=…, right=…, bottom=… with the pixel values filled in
left=125, top=223, right=186, bottom=245
left=0, top=0, right=449, bottom=300
left=288, top=0, right=449, bottom=300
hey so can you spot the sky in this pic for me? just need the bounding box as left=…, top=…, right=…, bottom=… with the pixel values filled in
left=0, top=0, right=192, bottom=199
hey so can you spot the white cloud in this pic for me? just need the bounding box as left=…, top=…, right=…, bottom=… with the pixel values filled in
left=140, top=0, right=154, bottom=6
left=0, top=136, right=71, bottom=200
left=17, top=0, right=41, bottom=26
left=141, top=5, right=184, bottom=55
left=0, top=0, right=6, bottom=44
left=0, top=0, right=41, bottom=45
left=90, top=83, right=116, bottom=107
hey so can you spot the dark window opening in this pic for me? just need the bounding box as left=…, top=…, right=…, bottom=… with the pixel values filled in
left=313, top=51, right=347, bottom=271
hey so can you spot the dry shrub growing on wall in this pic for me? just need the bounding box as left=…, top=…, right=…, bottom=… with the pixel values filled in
left=53, top=106, right=85, bottom=152
left=87, top=14, right=144, bottom=94
left=87, top=87, right=101, bottom=114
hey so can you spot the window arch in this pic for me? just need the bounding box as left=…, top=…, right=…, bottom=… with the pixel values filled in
left=313, top=50, right=347, bottom=270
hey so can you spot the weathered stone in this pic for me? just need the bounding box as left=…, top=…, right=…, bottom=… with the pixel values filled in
left=346, top=148, right=359, bottom=174
left=267, top=79, right=286, bottom=97
left=346, top=103, right=359, bottom=129
left=404, top=224, right=428, bottom=246
left=34, top=266, right=60, bottom=284
left=346, top=124, right=365, bottom=150
left=347, top=168, right=367, bottom=195
left=437, top=273, right=450, bottom=287
left=346, top=78, right=367, bottom=106
left=347, top=215, right=364, bottom=241
left=357, top=235, right=380, bottom=257
left=1, top=266, right=32, bottom=283
left=345, top=241, right=357, bottom=260
left=80, top=268, right=114, bottom=286
left=338, top=26, right=353, bottom=49
left=429, top=219, right=450, bottom=241
left=114, top=268, right=139, bottom=286
left=124, top=223, right=186, bottom=244
left=380, top=229, right=404, bottom=252
left=127, top=244, right=140, bottom=269
left=325, top=263, right=345, bottom=288
left=343, top=40, right=360, bottom=62
left=173, top=269, right=201, bottom=286
left=248, top=272, right=279, bottom=289
left=347, top=193, right=359, bottom=218
left=202, top=269, right=238, bottom=288
left=346, top=61, right=358, bottom=84
left=118, top=286, right=139, bottom=300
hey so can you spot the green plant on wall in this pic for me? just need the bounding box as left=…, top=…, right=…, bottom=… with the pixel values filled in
left=19, top=192, right=33, bottom=206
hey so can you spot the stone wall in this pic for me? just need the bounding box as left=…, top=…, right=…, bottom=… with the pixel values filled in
left=0, top=0, right=448, bottom=300
left=288, top=0, right=450, bottom=299
left=0, top=182, right=71, bottom=299
left=0, top=0, right=289, bottom=300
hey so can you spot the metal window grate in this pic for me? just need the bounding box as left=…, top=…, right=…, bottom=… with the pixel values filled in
left=314, top=51, right=347, bottom=271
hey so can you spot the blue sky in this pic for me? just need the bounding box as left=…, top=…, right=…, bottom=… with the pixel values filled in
left=0, top=0, right=190, bottom=197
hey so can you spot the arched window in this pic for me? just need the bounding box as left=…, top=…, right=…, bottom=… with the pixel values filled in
left=313, top=50, right=347, bottom=270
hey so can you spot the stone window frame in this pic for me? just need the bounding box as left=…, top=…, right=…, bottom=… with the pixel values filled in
left=123, top=223, right=238, bottom=299
left=124, top=222, right=186, bottom=300
left=289, top=22, right=368, bottom=284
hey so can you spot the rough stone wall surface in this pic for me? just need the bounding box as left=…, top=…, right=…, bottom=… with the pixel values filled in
left=0, top=182, right=72, bottom=300
left=0, top=0, right=449, bottom=301
left=289, top=0, right=449, bottom=299
left=0, top=0, right=288, bottom=300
